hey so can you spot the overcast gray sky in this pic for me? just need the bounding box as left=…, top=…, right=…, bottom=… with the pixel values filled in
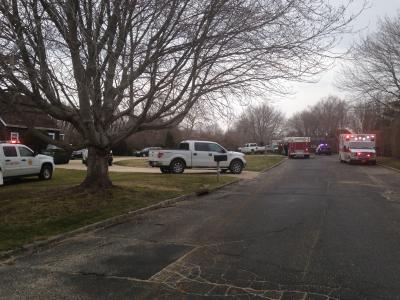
left=271, top=0, right=400, bottom=118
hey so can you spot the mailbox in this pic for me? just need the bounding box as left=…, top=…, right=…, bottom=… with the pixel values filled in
left=214, top=154, right=227, bottom=162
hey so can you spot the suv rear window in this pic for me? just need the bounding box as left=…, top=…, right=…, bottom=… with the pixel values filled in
left=179, top=143, right=189, bottom=150
left=3, top=146, right=18, bottom=157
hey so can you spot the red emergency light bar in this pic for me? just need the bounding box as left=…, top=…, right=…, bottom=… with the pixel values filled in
left=345, top=134, right=375, bottom=141
left=8, top=140, right=20, bottom=144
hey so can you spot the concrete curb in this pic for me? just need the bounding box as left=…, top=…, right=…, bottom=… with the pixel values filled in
left=0, top=193, right=197, bottom=261
left=377, top=163, right=400, bottom=173
left=261, top=157, right=287, bottom=173
left=0, top=159, right=286, bottom=262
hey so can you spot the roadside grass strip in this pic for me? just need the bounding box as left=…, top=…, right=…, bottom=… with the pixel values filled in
left=0, top=169, right=235, bottom=252
left=245, top=155, right=286, bottom=172
left=378, top=157, right=400, bottom=171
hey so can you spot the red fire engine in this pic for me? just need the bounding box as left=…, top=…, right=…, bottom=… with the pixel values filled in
left=285, top=137, right=311, bottom=158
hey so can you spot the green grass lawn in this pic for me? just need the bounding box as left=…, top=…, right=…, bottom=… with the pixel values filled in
left=378, top=157, right=400, bottom=171
left=0, top=169, right=236, bottom=252
left=114, top=158, right=150, bottom=168
left=245, top=155, right=285, bottom=172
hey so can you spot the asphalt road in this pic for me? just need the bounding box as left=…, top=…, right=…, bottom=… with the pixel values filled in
left=1, top=155, right=400, bottom=299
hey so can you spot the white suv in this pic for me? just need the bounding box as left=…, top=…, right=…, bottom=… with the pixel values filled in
left=0, top=142, right=54, bottom=185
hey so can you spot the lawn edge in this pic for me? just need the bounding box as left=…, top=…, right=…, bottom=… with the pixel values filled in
left=0, top=158, right=286, bottom=262
left=0, top=177, right=240, bottom=262
left=260, top=156, right=287, bottom=173
left=377, top=163, right=400, bottom=173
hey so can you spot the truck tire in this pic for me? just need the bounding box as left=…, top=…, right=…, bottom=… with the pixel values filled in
left=170, top=159, right=185, bottom=174
left=160, top=167, right=171, bottom=174
left=39, top=164, right=53, bottom=180
left=229, top=159, right=243, bottom=174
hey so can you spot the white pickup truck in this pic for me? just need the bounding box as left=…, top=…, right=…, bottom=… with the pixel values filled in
left=238, top=143, right=266, bottom=154
left=0, top=142, right=54, bottom=185
left=149, top=140, right=246, bottom=174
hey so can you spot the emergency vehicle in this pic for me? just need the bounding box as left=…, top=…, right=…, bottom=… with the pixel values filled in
left=339, top=134, right=376, bottom=164
left=285, top=137, right=311, bottom=158
left=0, top=140, right=54, bottom=185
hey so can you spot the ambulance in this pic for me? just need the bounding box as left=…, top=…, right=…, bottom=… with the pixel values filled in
left=285, top=137, right=311, bottom=158
left=338, top=134, right=376, bottom=164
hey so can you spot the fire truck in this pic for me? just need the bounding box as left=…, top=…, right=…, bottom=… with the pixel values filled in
left=285, top=137, right=311, bottom=158
left=339, top=134, right=376, bottom=164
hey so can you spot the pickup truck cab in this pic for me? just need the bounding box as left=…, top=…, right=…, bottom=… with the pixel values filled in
left=149, top=140, right=246, bottom=174
left=238, top=143, right=265, bottom=154
left=0, top=141, right=54, bottom=185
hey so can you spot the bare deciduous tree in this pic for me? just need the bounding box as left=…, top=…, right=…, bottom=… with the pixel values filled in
left=0, top=0, right=357, bottom=188
left=340, top=14, right=400, bottom=156
left=287, top=96, right=349, bottom=139
left=235, top=103, right=285, bottom=145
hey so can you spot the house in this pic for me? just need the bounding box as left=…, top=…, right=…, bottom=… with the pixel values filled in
left=0, top=103, right=64, bottom=150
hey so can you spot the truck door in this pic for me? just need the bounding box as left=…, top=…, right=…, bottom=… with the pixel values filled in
left=193, top=142, right=212, bottom=167
left=1, top=145, right=21, bottom=177
left=18, top=146, right=40, bottom=175
left=208, top=143, right=229, bottom=167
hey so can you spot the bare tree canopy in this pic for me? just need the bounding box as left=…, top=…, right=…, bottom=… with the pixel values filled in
left=234, top=103, right=285, bottom=145
left=0, top=0, right=357, bottom=188
left=287, top=96, right=349, bottom=138
left=340, top=14, right=400, bottom=117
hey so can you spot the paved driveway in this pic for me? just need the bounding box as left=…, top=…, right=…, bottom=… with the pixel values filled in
left=59, top=158, right=259, bottom=180
left=1, top=156, right=400, bottom=299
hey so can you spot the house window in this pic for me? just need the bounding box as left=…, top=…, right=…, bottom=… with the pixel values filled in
left=48, top=132, right=55, bottom=140
left=59, top=133, right=65, bottom=141
left=10, top=132, right=19, bottom=141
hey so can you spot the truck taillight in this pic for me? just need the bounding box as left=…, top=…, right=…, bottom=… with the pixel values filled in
left=157, top=152, right=164, bottom=158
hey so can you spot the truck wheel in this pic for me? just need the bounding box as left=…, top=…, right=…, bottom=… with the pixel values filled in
left=230, top=159, right=243, bottom=174
left=160, top=167, right=171, bottom=174
left=39, top=164, right=53, bottom=180
left=170, top=159, right=185, bottom=174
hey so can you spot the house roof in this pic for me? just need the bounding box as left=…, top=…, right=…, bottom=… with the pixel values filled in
left=0, top=100, right=61, bottom=131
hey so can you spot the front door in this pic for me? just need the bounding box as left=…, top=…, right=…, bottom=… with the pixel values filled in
left=208, top=143, right=229, bottom=168
left=18, top=146, right=40, bottom=175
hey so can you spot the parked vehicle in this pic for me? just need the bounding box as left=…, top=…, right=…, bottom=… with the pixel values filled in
left=71, top=149, right=84, bottom=159
left=41, top=144, right=71, bottom=164
left=0, top=141, right=54, bottom=185
left=315, top=144, right=332, bottom=155
left=285, top=137, right=311, bottom=158
left=238, top=143, right=265, bottom=154
left=149, top=140, right=246, bottom=174
left=82, top=149, right=113, bottom=166
left=133, top=147, right=162, bottom=157
left=339, top=134, right=376, bottom=164
left=271, top=140, right=282, bottom=153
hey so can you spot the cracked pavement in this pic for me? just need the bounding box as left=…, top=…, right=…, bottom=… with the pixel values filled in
left=1, top=156, right=400, bottom=299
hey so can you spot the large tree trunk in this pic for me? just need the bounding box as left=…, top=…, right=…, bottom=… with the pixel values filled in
left=80, top=146, right=113, bottom=189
